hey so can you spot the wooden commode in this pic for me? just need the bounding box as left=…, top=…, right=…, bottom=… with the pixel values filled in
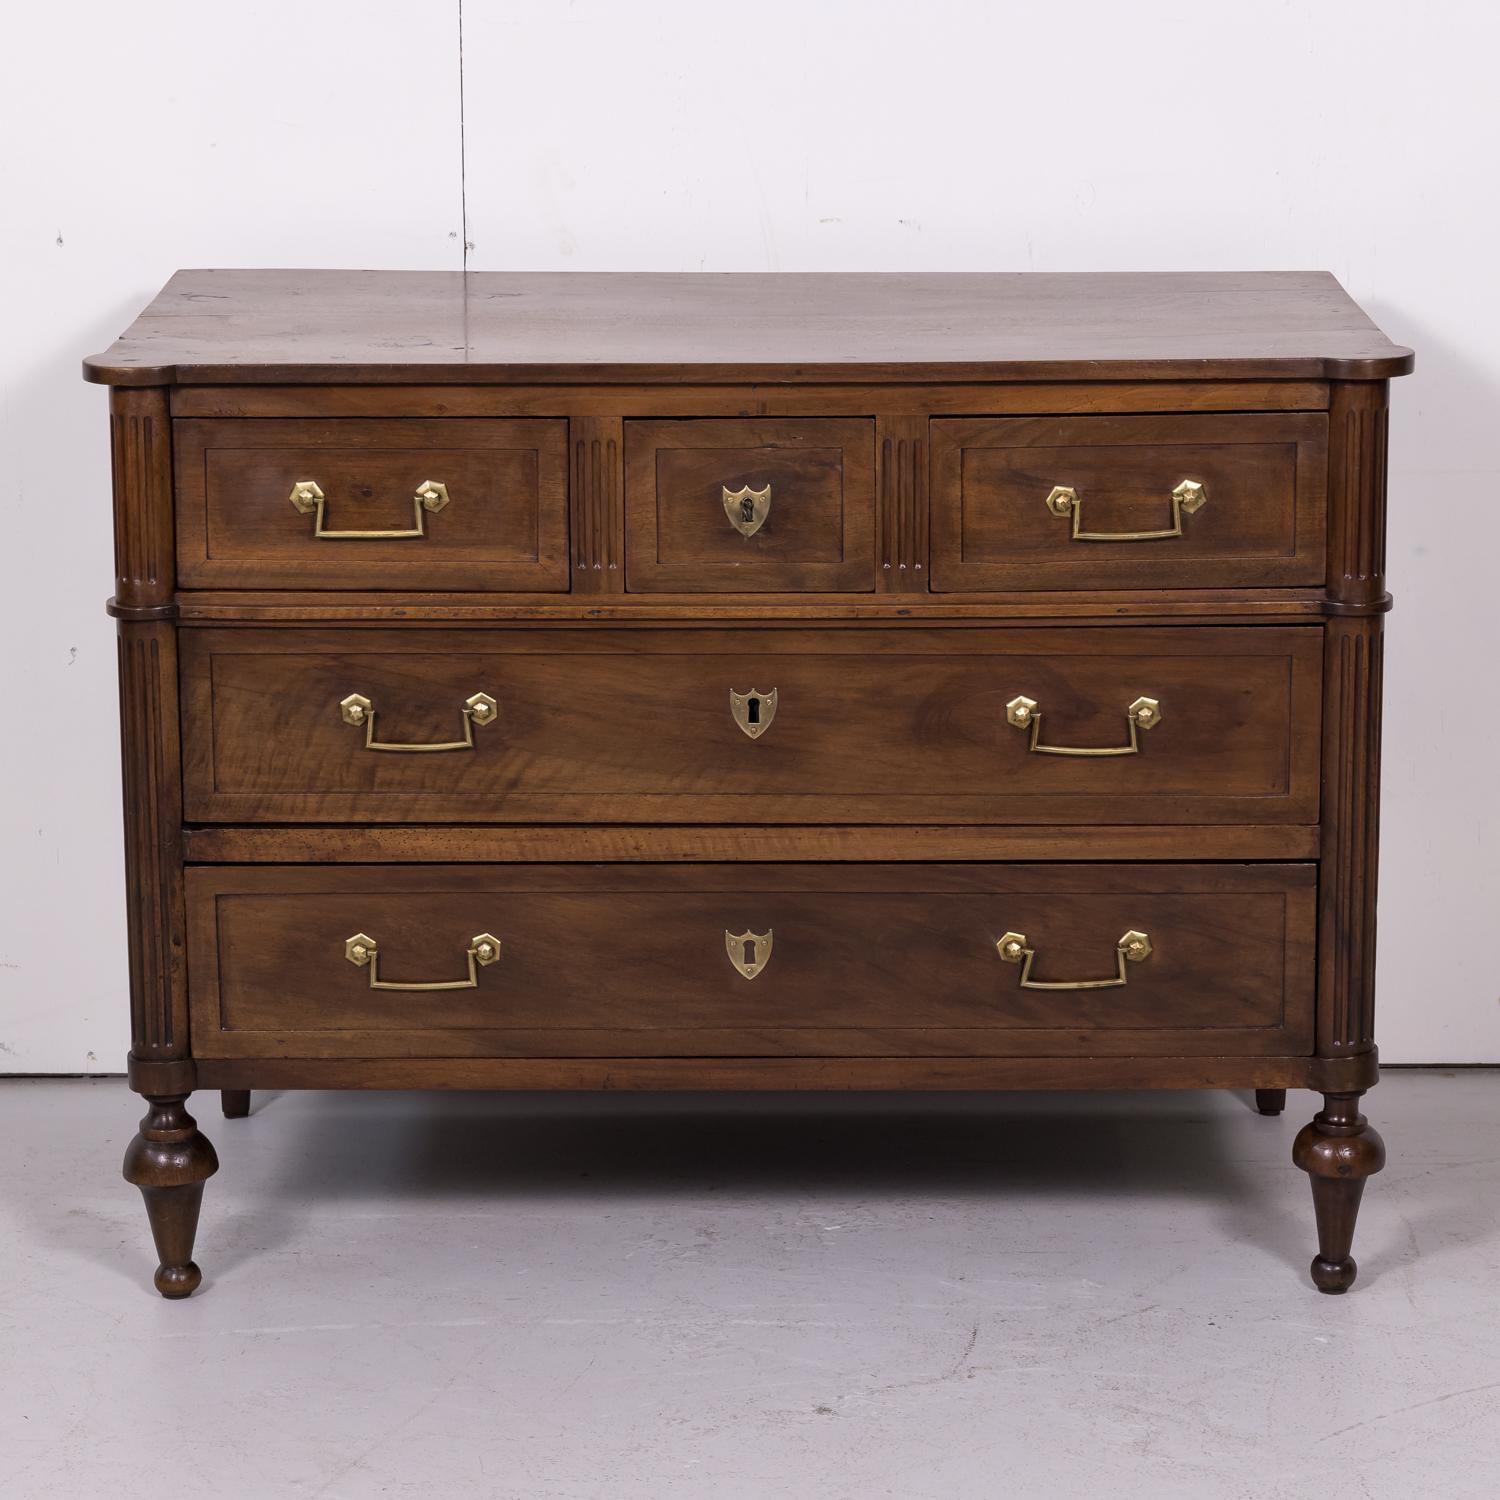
left=87, top=270, right=1411, bottom=1296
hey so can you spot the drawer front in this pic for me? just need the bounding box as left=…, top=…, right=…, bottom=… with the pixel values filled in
left=175, top=418, right=569, bottom=590
left=930, top=414, right=1327, bottom=591
left=624, top=418, right=876, bottom=591
left=180, top=625, right=1321, bottom=825
left=185, top=863, right=1315, bottom=1059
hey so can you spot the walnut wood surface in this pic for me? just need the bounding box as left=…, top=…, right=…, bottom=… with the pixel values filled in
left=168, top=380, right=1334, bottom=420
left=624, top=418, right=876, bottom=592
left=85, top=270, right=1413, bottom=386
left=178, top=625, right=1322, bottom=825
left=172, top=589, right=1331, bottom=623
left=194, top=1053, right=1379, bottom=1094
left=185, top=863, right=1314, bottom=1060
left=182, top=823, right=1320, bottom=864
left=930, top=413, right=1328, bottom=592
left=174, top=418, right=568, bottom=591
left=92, top=271, right=1410, bottom=1295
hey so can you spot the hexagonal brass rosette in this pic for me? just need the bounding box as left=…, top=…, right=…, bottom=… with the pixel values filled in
left=345, top=933, right=377, bottom=967
left=340, top=693, right=372, bottom=727
left=464, top=692, right=498, bottom=726
left=1171, top=479, right=1207, bottom=514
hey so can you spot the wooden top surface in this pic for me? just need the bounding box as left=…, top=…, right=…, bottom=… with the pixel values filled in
left=84, top=269, right=1412, bottom=386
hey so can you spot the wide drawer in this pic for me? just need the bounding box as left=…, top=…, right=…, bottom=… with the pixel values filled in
left=185, top=863, right=1316, bottom=1059
left=624, top=418, right=876, bottom=591
left=179, top=625, right=1322, bottom=825
left=174, top=418, right=569, bottom=590
left=930, top=413, right=1327, bottom=591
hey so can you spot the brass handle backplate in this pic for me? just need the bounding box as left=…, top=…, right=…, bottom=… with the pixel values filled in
left=345, top=932, right=501, bottom=991
left=997, top=929, right=1152, bottom=990
left=340, top=691, right=497, bottom=752
left=725, top=928, right=773, bottom=980
left=1045, top=479, right=1206, bottom=542
left=291, top=479, right=451, bottom=539
left=723, top=483, right=771, bottom=538
left=1006, top=694, right=1160, bottom=757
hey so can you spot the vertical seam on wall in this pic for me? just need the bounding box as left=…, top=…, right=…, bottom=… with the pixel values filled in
left=457, top=0, right=469, bottom=269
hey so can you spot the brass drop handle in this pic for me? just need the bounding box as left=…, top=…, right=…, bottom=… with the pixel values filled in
left=290, top=479, right=451, bottom=539
left=997, top=929, right=1152, bottom=990
left=345, top=932, right=501, bottom=991
left=1005, top=694, right=1160, bottom=756
left=340, top=691, right=498, bottom=752
left=723, top=483, right=771, bottom=538
left=1045, top=479, right=1207, bottom=542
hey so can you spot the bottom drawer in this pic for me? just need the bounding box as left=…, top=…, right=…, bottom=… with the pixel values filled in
left=186, top=863, right=1314, bottom=1059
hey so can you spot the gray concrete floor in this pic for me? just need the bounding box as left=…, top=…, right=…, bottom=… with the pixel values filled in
left=1, top=1073, right=1497, bottom=1499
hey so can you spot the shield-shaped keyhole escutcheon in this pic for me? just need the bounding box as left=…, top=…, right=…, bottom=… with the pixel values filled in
left=725, top=929, right=773, bottom=980
left=730, top=687, right=778, bottom=740
left=723, top=483, right=771, bottom=538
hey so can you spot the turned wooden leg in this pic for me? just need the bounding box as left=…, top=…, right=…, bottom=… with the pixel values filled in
left=1292, top=1091, right=1385, bottom=1294
left=221, top=1089, right=251, bottom=1119
left=1255, top=1088, right=1286, bottom=1116
left=122, top=1095, right=219, bottom=1298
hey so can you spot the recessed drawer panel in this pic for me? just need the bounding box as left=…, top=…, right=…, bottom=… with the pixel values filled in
left=174, top=418, right=569, bottom=590
left=185, top=862, right=1315, bottom=1059
left=624, top=418, right=876, bottom=591
left=930, top=413, right=1327, bottom=591
left=180, top=625, right=1321, bottom=825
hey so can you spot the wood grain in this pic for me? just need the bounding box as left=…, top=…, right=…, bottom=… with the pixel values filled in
left=931, top=413, right=1328, bottom=592
left=624, top=418, right=876, bottom=592
left=167, top=380, right=1334, bottom=420
left=182, top=823, right=1321, bottom=864
left=85, top=270, right=1413, bottom=386
left=174, top=418, right=568, bottom=591
left=185, top=862, right=1315, bottom=1060
left=177, top=625, right=1323, bottom=826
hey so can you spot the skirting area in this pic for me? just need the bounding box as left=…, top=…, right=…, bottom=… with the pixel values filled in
left=2, top=1071, right=1495, bottom=1498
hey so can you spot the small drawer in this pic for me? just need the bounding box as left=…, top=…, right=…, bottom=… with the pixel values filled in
left=185, top=862, right=1315, bottom=1059
left=930, top=413, right=1327, bottom=591
left=179, top=624, right=1322, bottom=826
left=174, top=418, right=569, bottom=590
left=624, top=418, right=876, bottom=591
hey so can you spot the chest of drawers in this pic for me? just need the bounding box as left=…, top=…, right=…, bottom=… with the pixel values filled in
left=88, top=270, right=1411, bottom=1297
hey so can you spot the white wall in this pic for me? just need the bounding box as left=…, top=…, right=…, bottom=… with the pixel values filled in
left=1, top=1, right=1494, bottom=1070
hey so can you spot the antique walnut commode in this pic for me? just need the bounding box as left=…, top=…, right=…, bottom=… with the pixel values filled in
left=87, top=271, right=1410, bottom=1297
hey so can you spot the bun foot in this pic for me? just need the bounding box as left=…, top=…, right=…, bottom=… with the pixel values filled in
left=153, top=1258, right=204, bottom=1299
left=1256, top=1088, right=1286, bottom=1116
left=1310, top=1254, right=1357, bottom=1294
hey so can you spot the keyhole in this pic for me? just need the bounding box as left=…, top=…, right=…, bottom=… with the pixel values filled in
left=741, top=496, right=756, bottom=523
left=744, top=939, right=759, bottom=966
left=746, top=696, right=761, bottom=725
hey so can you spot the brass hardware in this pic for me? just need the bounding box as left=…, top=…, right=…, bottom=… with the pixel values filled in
left=729, top=687, right=778, bottom=740
left=344, top=931, right=502, bottom=991
left=725, top=929, right=774, bottom=980
left=339, top=691, right=498, bottom=752
left=290, top=478, right=451, bottom=539
left=1005, top=694, right=1161, bottom=756
left=1044, top=479, right=1207, bottom=542
left=723, top=483, right=772, bottom=539
left=996, top=929, right=1152, bottom=990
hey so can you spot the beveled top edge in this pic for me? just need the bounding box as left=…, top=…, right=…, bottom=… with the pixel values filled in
left=84, top=269, right=1415, bottom=386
